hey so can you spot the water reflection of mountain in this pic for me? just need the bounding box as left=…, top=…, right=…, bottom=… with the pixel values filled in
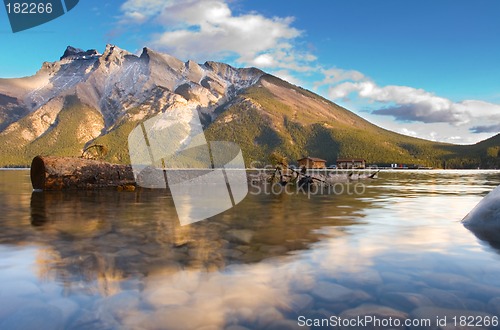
left=21, top=187, right=375, bottom=294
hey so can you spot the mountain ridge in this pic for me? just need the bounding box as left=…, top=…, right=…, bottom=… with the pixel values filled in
left=0, top=45, right=498, bottom=168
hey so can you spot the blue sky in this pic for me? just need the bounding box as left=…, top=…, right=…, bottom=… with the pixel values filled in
left=1, top=0, right=499, bottom=144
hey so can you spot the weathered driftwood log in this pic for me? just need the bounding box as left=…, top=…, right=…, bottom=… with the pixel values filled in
left=30, top=156, right=135, bottom=190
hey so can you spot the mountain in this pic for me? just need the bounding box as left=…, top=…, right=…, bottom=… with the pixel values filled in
left=0, top=45, right=498, bottom=168
left=0, top=45, right=263, bottom=166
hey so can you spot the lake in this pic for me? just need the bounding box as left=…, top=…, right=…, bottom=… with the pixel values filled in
left=1, top=169, right=500, bottom=330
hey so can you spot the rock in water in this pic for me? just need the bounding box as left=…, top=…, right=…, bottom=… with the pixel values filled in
left=462, top=185, right=500, bottom=248
left=462, top=185, right=500, bottom=227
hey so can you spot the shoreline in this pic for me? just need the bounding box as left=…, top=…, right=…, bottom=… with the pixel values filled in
left=1, top=167, right=498, bottom=171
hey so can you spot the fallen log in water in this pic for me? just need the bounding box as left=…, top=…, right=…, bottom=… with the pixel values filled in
left=30, top=156, right=136, bottom=190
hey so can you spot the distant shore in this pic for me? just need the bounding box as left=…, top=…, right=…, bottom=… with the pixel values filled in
left=0, top=167, right=498, bottom=171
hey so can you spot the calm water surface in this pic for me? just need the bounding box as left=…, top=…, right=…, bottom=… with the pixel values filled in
left=1, top=169, right=500, bottom=329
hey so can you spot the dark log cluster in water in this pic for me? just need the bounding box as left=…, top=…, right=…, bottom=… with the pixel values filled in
left=30, top=156, right=135, bottom=191
left=261, top=165, right=379, bottom=188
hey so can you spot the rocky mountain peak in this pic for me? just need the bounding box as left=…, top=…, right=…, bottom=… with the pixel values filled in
left=60, top=46, right=100, bottom=61
left=203, top=61, right=234, bottom=75
left=101, top=44, right=131, bottom=65
left=139, top=47, right=151, bottom=60
left=185, top=59, right=200, bottom=69
left=140, top=47, right=184, bottom=73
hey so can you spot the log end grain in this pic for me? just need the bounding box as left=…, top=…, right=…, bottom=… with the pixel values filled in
left=30, top=156, right=46, bottom=190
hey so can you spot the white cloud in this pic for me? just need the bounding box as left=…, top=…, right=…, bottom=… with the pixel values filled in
left=253, top=54, right=275, bottom=67
left=314, top=68, right=365, bottom=88
left=399, top=128, right=418, bottom=137
left=120, top=0, right=165, bottom=23
left=119, top=0, right=315, bottom=72
left=325, top=77, right=500, bottom=135
left=329, top=81, right=453, bottom=112
left=270, top=69, right=303, bottom=86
